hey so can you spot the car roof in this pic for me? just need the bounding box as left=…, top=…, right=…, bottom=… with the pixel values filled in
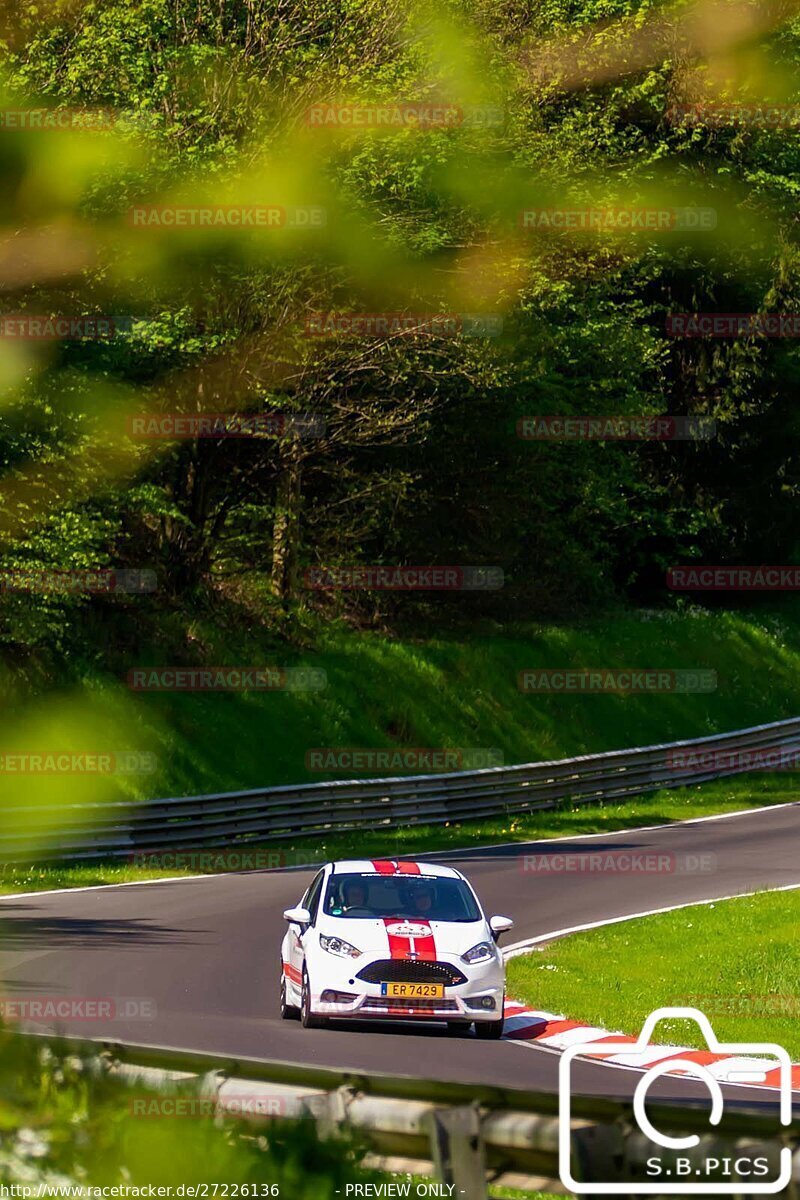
left=329, top=859, right=462, bottom=880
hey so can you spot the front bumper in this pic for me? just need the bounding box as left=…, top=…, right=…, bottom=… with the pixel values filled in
left=303, top=949, right=505, bottom=1022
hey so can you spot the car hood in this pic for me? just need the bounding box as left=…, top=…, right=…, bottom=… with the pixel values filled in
left=317, top=915, right=490, bottom=959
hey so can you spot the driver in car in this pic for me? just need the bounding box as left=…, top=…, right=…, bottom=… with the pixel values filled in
left=409, top=882, right=435, bottom=916
left=342, top=879, right=369, bottom=912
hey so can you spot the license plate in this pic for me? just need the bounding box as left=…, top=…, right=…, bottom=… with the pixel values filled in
left=381, top=982, right=444, bottom=999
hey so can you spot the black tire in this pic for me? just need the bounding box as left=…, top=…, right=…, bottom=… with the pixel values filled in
left=474, top=1016, right=504, bottom=1039
left=280, top=973, right=300, bottom=1020
left=474, top=997, right=505, bottom=1040
left=300, top=967, right=325, bottom=1029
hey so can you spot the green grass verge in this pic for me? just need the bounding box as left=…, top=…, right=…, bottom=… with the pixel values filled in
left=506, top=888, right=800, bottom=1059
left=0, top=771, right=795, bottom=895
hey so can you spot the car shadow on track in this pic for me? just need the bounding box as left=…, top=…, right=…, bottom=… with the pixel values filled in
left=316, top=1018, right=476, bottom=1038
left=0, top=907, right=208, bottom=951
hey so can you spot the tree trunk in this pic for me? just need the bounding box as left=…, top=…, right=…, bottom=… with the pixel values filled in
left=271, top=449, right=302, bottom=607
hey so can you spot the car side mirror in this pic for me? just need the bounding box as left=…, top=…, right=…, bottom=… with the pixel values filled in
left=283, top=906, right=312, bottom=926
left=489, top=915, right=514, bottom=941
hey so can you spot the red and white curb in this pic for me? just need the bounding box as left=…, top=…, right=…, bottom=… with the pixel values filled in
left=501, top=1000, right=800, bottom=1093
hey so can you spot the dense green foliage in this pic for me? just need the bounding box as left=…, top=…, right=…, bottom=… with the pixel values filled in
left=2, top=0, right=800, bottom=664
left=0, top=1024, right=382, bottom=1195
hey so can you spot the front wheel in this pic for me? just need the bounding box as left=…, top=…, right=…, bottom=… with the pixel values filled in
left=300, top=967, right=326, bottom=1029
left=280, top=972, right=299, bottom=1020
left=474, top=1016, right=504, bottom=1039
left=474, top=997, right=505, bottom=1040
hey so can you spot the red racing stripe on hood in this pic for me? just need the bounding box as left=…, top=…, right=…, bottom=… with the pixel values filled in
left=383, top=918, right=437, bottom=960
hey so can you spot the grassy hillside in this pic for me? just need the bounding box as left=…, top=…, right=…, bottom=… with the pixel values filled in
left=23, top=604, right=800, bottom=804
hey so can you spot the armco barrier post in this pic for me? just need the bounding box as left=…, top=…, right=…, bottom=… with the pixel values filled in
left=427, top=1104, right=487, bottom=1200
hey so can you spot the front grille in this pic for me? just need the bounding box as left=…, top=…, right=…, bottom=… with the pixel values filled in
left=356, top=959, right=466, bottom=986
left=361, top=996, right=459, bottom=1012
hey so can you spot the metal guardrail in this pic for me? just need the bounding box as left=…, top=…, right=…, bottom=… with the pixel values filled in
left=3, top=716, right=800, bottom=861
left=20, top=1030, right=800, bottom=1198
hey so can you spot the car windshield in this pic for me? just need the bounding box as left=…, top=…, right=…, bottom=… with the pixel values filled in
left=323, top=872, right=481, bottom=922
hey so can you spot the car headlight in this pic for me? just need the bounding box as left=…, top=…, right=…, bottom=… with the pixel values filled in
left=319, top=934, right=362, bottom=959
left=461, top=941, right=496, bottom=965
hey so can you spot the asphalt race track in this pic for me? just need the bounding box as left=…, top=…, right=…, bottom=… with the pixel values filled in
left=2, top=802, right=800, bottom=1111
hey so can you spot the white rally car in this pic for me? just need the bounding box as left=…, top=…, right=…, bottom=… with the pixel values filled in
left=280, top=859, right=513, bottom=1037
